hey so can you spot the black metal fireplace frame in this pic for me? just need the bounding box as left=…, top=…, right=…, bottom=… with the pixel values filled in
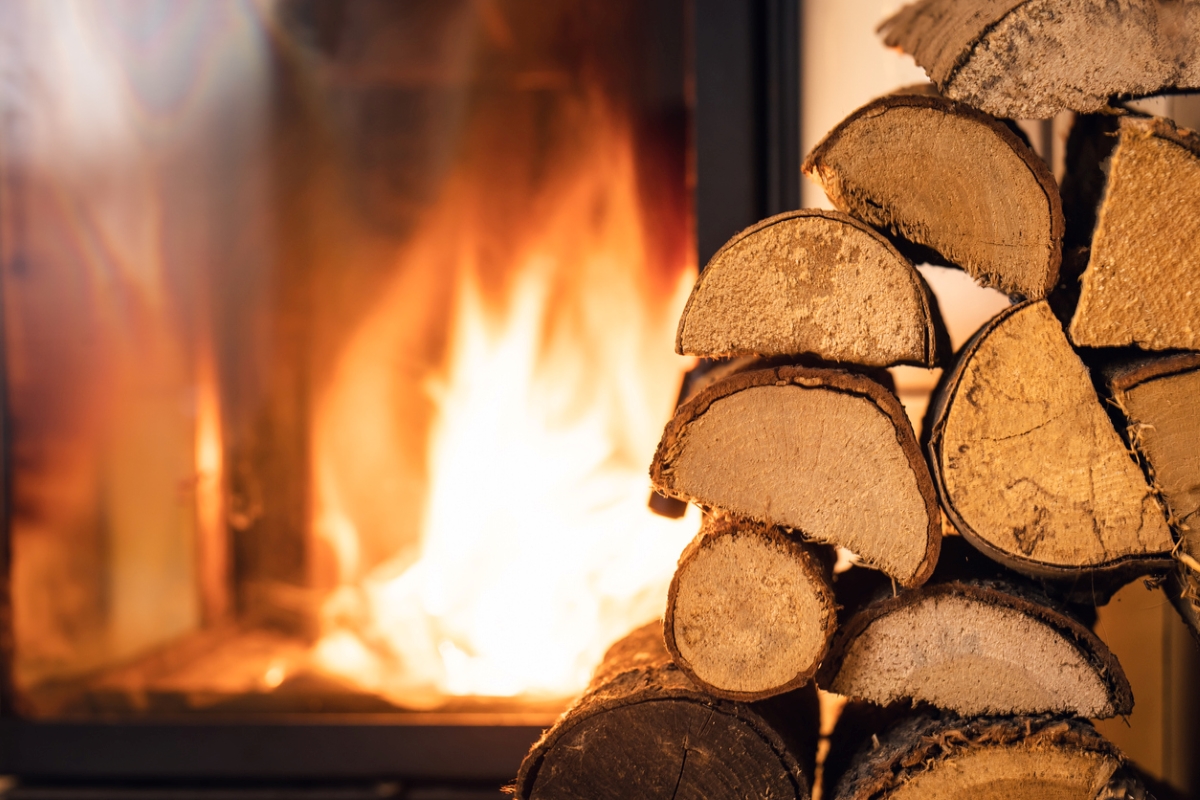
left=0, top=0, right=799, bottom=783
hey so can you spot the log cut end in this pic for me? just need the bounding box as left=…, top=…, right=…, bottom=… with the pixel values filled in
left=1107, top=353, right=1200, bottom=641
left=803, top=92, right=1062, bottom=299
left=665, top=517, right=836, bottom=701
left=1070, top=115, right=1200, bottom=351
left=830, top=713, right=1131, bottom=800
left=514, top=623, right=815, bottom=800
left=652, top=365, right=940, bottom=587
left=819, top=581, right=1131, bottom=718
left=931, top=301, right=1174, bottom=578
left=881, top=0, right=1200, bottom=118
left=677, top=210, right=943, bottom=367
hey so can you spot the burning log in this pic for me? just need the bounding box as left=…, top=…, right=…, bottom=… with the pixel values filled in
left=927, top=300, right=1175, bottom=583
left=676, top=209, right=946, bottom=368
left=1068, top=114, right=1200, bottom=351
left=880, top=0, right=1200, bottom=119
left=802, top=90, right=1063, bottom=300
left=512, top=622, right=818, bottom=800
left=1106, top=353, right=1200, bottom=640
left=662, top=516, right=837, bottom=701
left=651, top=364, right=941, bottom=588
left=823, top=708, right=1151, bottom=800
left=818, top=539, right=1133, bottom=718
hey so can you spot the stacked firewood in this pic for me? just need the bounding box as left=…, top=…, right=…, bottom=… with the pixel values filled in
left=512, top=3, right=1200, bottom=798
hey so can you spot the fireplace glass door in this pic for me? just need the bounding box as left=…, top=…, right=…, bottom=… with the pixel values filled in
left=0, top=0, right=698, bottom=723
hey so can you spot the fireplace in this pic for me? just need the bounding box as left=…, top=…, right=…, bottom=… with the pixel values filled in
left=0, top=0, right=798, bottom=786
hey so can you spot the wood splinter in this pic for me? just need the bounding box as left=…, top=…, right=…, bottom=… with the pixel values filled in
left=512, top=622, right=818, bottom=800
left=677, top=209, right=946, bottom=368
left=928, top=300, right=1175, bottom=582
left=803, top=90, right=1063, bottom=300
left=664, top=516, right=837, bottom=702
left=651, top=364, right=941, bottom=588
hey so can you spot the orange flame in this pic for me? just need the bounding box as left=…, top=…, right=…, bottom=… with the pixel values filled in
left=310, top=100, right=698, bottom=707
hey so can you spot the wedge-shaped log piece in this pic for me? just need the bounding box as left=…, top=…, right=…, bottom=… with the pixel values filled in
left=928, top=301, right=1174, bottom=580
left=880, top=0, right=1200, bottom=119
left=1069, top=116, right=1200, bottom=350
left=803, top=92, right=1063, bottom=300
left=828, top=712, right=1140, bottom=800
left=819, top=579, right=1132, bottom=718
left=664, top=516, right=837, bottom=701
left=677, top=210, right=945, bottom=368
left=514, top=622, right=817, bottom=800
left=652, top=365, right=940, bottom=587
left=1108, top=353, right=1200, bottom=639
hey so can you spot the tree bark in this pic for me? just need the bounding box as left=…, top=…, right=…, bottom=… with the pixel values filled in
left=512, top=622, right=817, bottom=800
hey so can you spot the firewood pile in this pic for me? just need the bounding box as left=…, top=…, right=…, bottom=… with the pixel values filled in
left=512, top=2, right=1200, bottom=798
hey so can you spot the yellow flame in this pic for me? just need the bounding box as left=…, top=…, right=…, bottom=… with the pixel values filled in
left=311, top=102, right=698, bottom=707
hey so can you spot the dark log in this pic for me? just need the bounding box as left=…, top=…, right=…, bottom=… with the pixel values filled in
left=512, top=622, right=817, bottom=799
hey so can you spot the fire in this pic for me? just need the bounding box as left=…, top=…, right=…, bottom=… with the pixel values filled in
left=310, top=100, right=699, bottom=707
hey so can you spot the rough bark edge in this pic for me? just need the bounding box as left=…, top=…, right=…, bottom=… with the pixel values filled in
left=651, top=364, right=942, bottom=587
left=663, top=517, right=837, bottom=702
left=511, top=622, right=813, bottom=799
left=833, top=712, right=1124, bottom=800
left=877, top=0, right=1029, bottom=89
left=816, top=579, right=1133, bottom=718
left=677, top=209, right=948, bottom=368
left=802, top=91, right=1065, bottom=300
left=926, top=301, right=1175, bottom=583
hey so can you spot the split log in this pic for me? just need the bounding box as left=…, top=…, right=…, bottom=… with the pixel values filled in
left=663, top=516, right=837, bottom=701
left=1069, top=115, right=1200, bottom=351
left=512, top=622, right=817, bottom=800
left=1107, top=353, right=1200, bottom=640
left=818, top=542, right=1132, bottom=718
left=927, top=300, right=1174, bottom=582
left=676, top=210, right=946, bottom=368
left=826, top=710, right=1147, bottom=800
left=802, top=90, right=1063, bottom=300
left=880, top=0, right=1200, bottom=119
left=651, top=364, right=941, bottom=587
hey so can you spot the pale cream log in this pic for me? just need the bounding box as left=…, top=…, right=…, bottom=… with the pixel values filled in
left=880, top=0, right=1200, bottom=119
left=818, top=579, right=1132, bottom=718
left=663, top=516, right=836, bottom=701
left=676, top=210, right=945, bottom=368
left=651, top=364, right=940, bottom=587
left=1108, top=353, right=1200, bottom=640
left=1069, top=115, right=1200, bottom=350
left=927, top=301, right=1174, bottom=580
left=803, top=91, right=1063, bottom=300
left=827, top=712, right=1141, bottom=800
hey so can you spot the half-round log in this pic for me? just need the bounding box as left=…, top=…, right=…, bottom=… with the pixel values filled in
left=803, top=91, right=1063, bottom=300
left=652, top=364, right=941, bottom=587
left=677, top=209, right=945, bottom=368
